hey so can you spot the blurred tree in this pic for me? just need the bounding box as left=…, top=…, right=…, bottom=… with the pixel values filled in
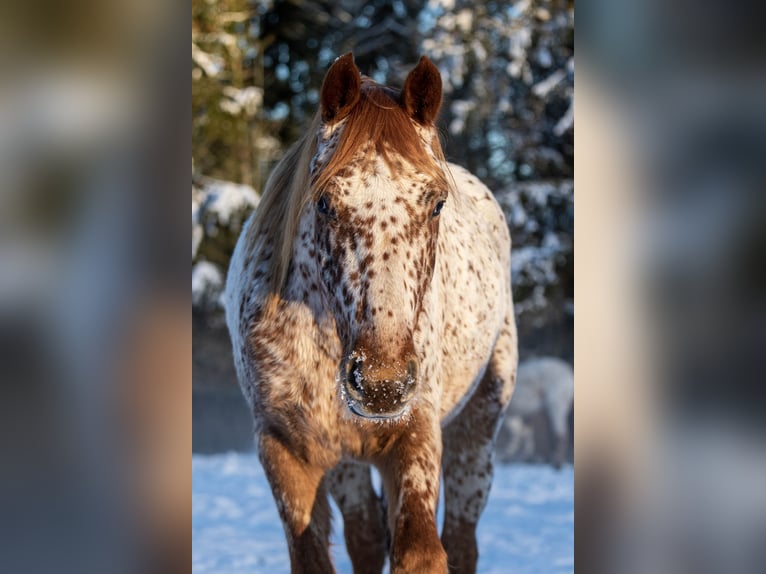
left=260, top=0, right=423, bottom=145
left=191, top=0, right=575, bottom=377
left=193, top=0, right=279, bottom=187
left=193, top=0, right=573, bottom=191
left=423, top=0, right=574, bottom=189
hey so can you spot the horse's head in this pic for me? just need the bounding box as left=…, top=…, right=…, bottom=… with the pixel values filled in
left=310, top=53, right=448, bottom=420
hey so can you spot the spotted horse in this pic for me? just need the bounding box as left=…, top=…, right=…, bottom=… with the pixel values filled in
left=225, top=53, right=518, bottom=574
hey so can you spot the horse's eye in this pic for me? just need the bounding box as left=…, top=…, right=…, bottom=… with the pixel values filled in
left=317, top=195, right=330, bottom=216
left=431, top=200, right=446, bottom=218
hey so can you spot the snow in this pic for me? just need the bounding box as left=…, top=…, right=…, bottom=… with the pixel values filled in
left=455, top=9, right=473, bottom=33
left=495, top=180, right=573, bottom=320
left=532, top=70, right=566, bottom=99
left=553, top=99, right=574, bottom=136
left=192, top=44, right=225, bottom=78
left=192, top=194, right=203, bottom=259
left=507, top=27, right=533, bottom=81
left=199, top=180, right=259, bottom=230
left=192, top=261, right=224, bottom=308
left=511, top=245, right=559, bottom=285
left=429, top=0, right=455, bottom=11
left=192, top=178, right=258, bottom=265
left=193, top=453, right=573, bottom=573
left=220, top=86, right=264, bottom=117
left=449, top=99, right=477, bottom=135
left=191, top=178, right=259, bottom=310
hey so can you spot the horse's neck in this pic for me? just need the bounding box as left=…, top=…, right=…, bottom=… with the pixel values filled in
left=284, top=208, right=323, bottom=306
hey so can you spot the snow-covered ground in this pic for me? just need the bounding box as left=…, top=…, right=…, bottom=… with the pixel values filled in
left=193, top=453, right=573, bottom=573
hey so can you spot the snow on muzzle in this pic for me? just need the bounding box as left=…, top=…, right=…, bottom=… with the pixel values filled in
left=340, top=350, right=419, bottom=419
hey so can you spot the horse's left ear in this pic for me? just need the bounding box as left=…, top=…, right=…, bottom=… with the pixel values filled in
left=401, top=56, right=442, bottom=125
left=320, top=52, right=361, bottom=124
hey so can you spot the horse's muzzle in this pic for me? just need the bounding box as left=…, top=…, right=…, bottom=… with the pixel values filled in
left=341, top=355, right=418, bottom=419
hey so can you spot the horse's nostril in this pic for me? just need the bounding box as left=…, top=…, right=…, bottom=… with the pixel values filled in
left=347, top=358, right=365, bottom=393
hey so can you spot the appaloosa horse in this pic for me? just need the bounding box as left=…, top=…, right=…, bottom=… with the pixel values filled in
left=225, top=53, right=518, bottom=574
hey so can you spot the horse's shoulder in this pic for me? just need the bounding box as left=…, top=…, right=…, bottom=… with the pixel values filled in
left=447, top=163, right=490, bottom=195
left=447, top=163, right=501, bottom=210
left=445, top=162, right=509, bottom=248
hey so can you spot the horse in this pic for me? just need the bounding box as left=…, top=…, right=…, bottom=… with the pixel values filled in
left=225, top=53, right=518, bottom=574
left=501, top=357, right=574, bottom=469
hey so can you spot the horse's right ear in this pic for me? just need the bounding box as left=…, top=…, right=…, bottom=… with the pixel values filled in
left=401, top=56, right=442, bottom=125
left=320, top=53, right=361, bottom=124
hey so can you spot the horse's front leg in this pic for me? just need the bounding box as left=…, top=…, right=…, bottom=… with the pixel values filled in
left=379, top=417, right=447, bottom=574
left=258, top=432, right=334, bottom=574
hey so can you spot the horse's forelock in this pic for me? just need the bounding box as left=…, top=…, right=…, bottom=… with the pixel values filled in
left=312, top=83, right=450, bottom=197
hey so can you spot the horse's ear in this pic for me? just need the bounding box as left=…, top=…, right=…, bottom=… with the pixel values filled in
left=320, top=52, right=361, bottom=124
left=401, top=56, right=442, bottom=125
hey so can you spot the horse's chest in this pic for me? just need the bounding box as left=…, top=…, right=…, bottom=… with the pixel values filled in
left=249, top=309, right=423, bottom=457
left=249, top=303, right=339, bottom=404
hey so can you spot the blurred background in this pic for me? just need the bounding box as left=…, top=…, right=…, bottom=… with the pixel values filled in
left=0, top=0, right=189, bottom=572
left=577, top=1, right=766, bottom=572
left=192, top=0, right=575, bottom=466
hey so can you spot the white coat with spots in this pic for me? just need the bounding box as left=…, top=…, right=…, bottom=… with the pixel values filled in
left=225, top=53, right=518, bottom=574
